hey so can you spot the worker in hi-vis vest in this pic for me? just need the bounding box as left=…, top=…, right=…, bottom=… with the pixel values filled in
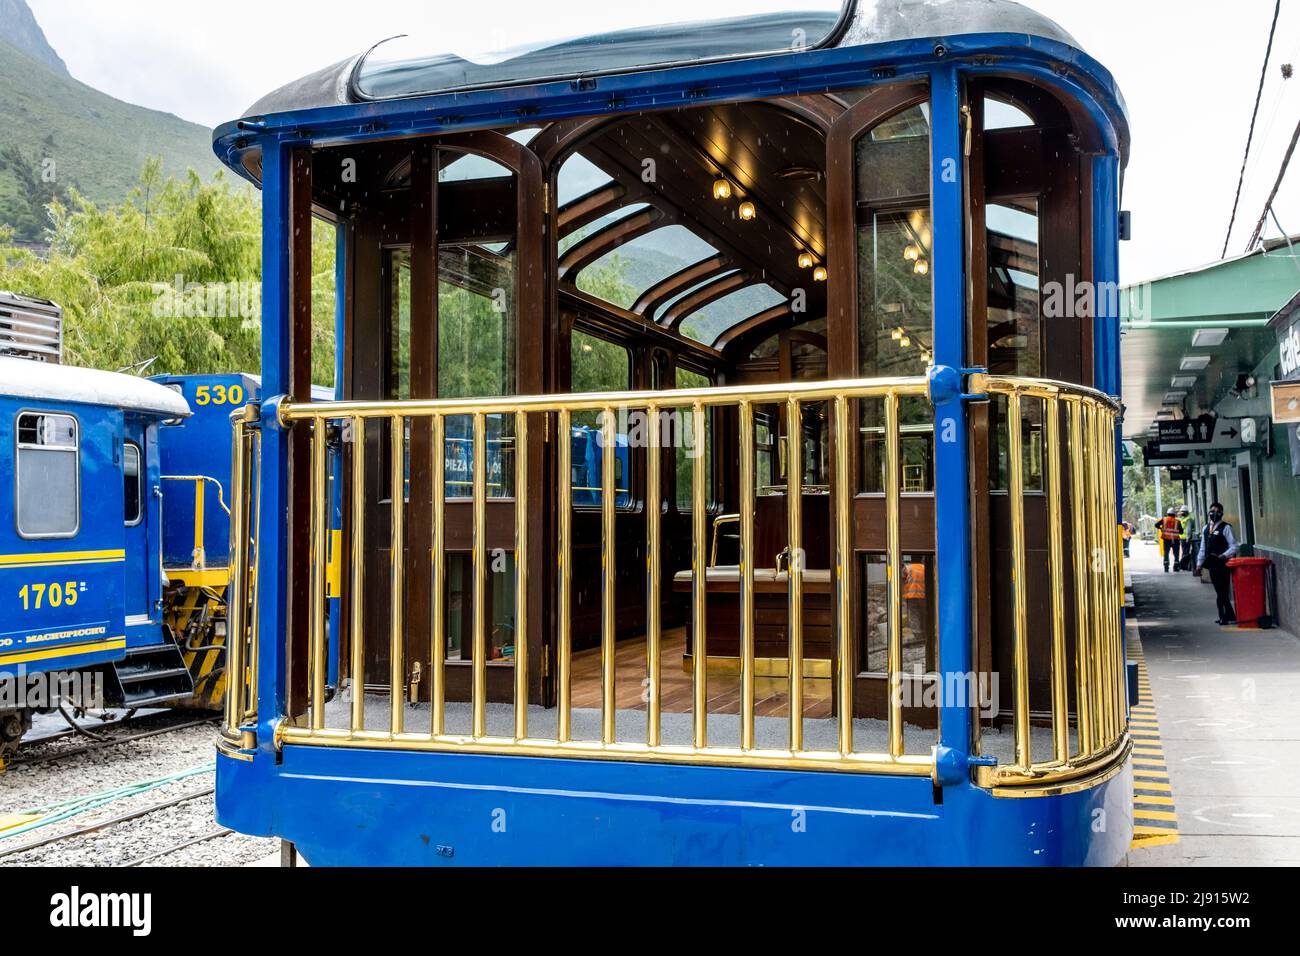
left=903, top=561, right=927, bottom=642
left=1158, top=508, right=1182, bottom=573
left=1177, top=505, right=1195, bottom=571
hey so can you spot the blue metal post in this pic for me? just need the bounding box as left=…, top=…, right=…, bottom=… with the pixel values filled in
left=928, top=65, right=973, bottom=783
left=255, top=136, right=293, bottom=748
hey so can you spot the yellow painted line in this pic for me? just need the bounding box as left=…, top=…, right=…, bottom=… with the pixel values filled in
left=0, top=549, right=125, bottom=568
left=1131, top=831, right=1181, bottom=848
left=1135, top=809, right=1178, bottom=822
left=0, top=637, right=126, bottom=666
left=1128, top=632, right=1179, bottom=852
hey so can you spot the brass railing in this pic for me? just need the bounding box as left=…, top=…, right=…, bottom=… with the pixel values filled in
left=222, top=406, right=260, bottom=746
left=973, top=375, right=1128, bottom=790
left=267, top=377, right=934, bottom=776
left=221, top=374, right=1129, bottom=789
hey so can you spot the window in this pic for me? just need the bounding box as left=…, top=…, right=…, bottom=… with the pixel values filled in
left=16, top=412, right=79, bottom=538
left=571, top=330, right=632, bottom=508
left=123, top=442, right=142, bottom=526
left=860, top=552, right=934, bottom=674
left=675, top=367, right=714, bottom=511
left=577, top=225, right=717, bottom=312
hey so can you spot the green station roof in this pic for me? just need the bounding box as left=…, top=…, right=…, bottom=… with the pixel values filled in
left=1120, top=237, right=1300, bottom=442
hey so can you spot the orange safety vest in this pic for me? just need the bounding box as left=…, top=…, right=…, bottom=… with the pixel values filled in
left=902, top=563, right=926, bottom=600
left=1158, top=516, right=1181, bottom=541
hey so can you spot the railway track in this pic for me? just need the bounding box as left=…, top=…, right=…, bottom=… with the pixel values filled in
left=10, top=714, right=219, bottom=768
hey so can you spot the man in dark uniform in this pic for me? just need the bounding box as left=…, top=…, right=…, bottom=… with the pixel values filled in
left=1195, top=502, right=1240, bottom=625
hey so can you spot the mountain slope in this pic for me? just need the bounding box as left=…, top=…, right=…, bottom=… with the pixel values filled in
left=0, top=14, right=220, bottom=239
left=0, top=0, right=66, bottom=74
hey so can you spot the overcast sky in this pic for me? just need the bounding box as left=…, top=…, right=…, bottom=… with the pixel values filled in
left=26, top=0, right=1300, bottom=284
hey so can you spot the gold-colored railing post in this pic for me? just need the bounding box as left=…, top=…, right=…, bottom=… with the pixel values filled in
left=389, top=414, right=405, bottom=737
left=557, top=409, right=573, bottom=743
left=601, top=407, right=618, bottom=746
left=1067, top=400, right=1092, bottom=757
left=310, top=419, right=329, bottom=731
left=1044, top=396, right=1069, bottom=763
left=884, top=391, right=903, bottom=759
left=1005, top=391, right=1031, bottom=769
left=192, top=478, right=206, bottom=568
left=1085, top=403, right=1106, bottom=752
left=691, top=402, right=708, bottom=750
left=785, top=397, right=804, bottom=753
left=350, top=417, right=366, bottom=733
left=472, top=413, right=489, bottom=740
left=645, top=404, right=662, bottom=749
left=738, top=400, right=756, bottom=751
left=225, top=415, right=248, bottom=736
left=431, top=414, right=446, bottom=737
left=1101, top=408, right=1120, bottom=741
left=833, top=395, right=854, bottom=756
left=514, top=412, right=529, bottom=742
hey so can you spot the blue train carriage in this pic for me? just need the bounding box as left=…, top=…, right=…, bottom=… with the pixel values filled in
left=212, top=0, right=1135, bottom=865
left=149, top=373, right=340, bottom=709
left=0, top=355, right=193, bottom=764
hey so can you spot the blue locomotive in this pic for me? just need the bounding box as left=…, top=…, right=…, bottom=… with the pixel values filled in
left=0, top=293, right=194, bottom=763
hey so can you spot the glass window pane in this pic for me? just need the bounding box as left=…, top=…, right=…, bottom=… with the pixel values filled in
left=576, top=225, right=717, bottom=311
left=558, top=203, right=648, bottom=256
left=860, top=552, right=934, bottom=674
left=674, top=368, right=713, bottom=511
left=356, top=6, right=848, bottom=99
left=857, top=208, right=933, bottom=376
left=16, top=412, right=79, bottom=537
left=572, top=330, right=632, bottom=509
left=856, top=104, right=930, bottom=203
left=558, top=152, right=614, bottom=207
left=987, top=201, right=1041, bottom=377
left=123, top=443, right=142, bottom=526
left=679, top=283, right=786, bottom=345
left=859, top=396, right=933, bottom=494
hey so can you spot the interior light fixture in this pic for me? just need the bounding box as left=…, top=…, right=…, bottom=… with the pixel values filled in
left=913, top=259, right=929, bottom=276
left=813, top=266, right=828, bottom=282
left=713, top=179, right=733, bottom=201
left=738, top=201, right=757, bottom=221
left=1170, top=375, right=1197, bottom=389
left=891, top=328, right=903, bottom=341
left=798, top=252, right=815, bottom=269
left=901, top=335, right=912, bottom=348
left=903, top=244, right=921, bottom=262
left=1180, top=355, right=1211, bottom=371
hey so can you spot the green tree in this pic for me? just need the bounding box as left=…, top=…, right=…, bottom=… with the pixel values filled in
left=0, top=158, right=337, bottom=385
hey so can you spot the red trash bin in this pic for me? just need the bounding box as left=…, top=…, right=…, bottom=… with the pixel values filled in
left=1226, top=557, right=1272, bottom=628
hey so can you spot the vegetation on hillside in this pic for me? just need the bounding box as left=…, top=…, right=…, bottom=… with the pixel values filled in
left=0, top=38, right=219, bottom=241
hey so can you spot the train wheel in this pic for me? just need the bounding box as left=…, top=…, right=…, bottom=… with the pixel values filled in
left=0, top=709, right=33, bottom=767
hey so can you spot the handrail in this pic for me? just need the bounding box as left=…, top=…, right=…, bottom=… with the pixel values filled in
left=268, top=375, right=935, bottom=776
left=224, top=373, right=1129, bottom=791
left=161, top=474, right=231, bottom=571
left=972, top=375, right=1128, bottom=790
left=222, top=406, right=260, bottom=746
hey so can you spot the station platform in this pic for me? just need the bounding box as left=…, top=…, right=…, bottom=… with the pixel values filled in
left=1122, top=540, right=1300, bottom=866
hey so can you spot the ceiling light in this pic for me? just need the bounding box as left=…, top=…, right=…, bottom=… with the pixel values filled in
left=913, top=259, right=929, bottom=276
left=892, top=328, right=903, bottom=341
left=1170, top=375, right=1197, bottom=389
left=713, top=179, right=732, bottom=201
left=1180, top=355, right=1211, bottom=371
left=903, top=244, right=920, bottom=262
left=900, top=335, right=912, bottom=348
left=798, top=252, right=815, bottom=270
left=738, top=201, right=757, bottom=221
left=812, top=266, right=828, bottom=282
left=1191, top=328, right=1229, bottom=347
left=1163, top=391, right=1186, bottom=404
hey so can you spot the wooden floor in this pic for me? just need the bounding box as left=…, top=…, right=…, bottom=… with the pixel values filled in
left=570, top=626, right=833, bottom=719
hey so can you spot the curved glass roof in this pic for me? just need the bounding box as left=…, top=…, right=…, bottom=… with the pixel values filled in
left=681, top=284, right=787, bottom=345
left=575, top=225, right=717, bottom=311
left=355, top=4, right=847, bottom=99
left=558, top=203, right=649, bottom=256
